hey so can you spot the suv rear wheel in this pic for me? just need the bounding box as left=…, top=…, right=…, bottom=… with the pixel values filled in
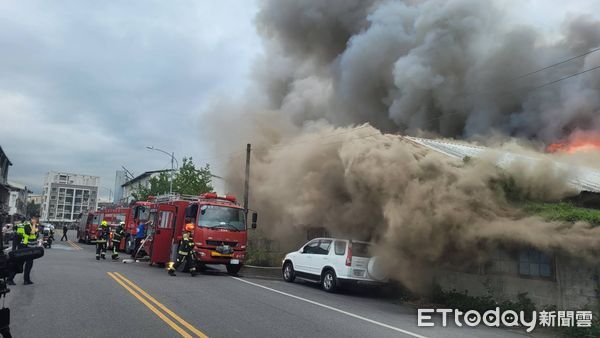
left=283, top=262, right=295, bottom=282
left=322, top=269, right=338, bottom=293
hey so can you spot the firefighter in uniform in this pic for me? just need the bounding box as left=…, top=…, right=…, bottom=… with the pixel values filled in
left=96, top=220, right=109, bottom=260
left=167, top=223, right=197, bottom=277
left=111, top=222, right=125, bottom=260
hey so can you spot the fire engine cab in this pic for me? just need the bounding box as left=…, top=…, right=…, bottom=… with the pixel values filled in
left=143, top=193, right=257, bottom=275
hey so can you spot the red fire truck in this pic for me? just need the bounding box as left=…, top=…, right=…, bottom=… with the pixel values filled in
left=89, top=201, right=154, bottom=252
left=143, top=193, right=257, bottom=275
left=77, top=212, right=98, bottom=243
left=122, top=201, right=153, bottom=253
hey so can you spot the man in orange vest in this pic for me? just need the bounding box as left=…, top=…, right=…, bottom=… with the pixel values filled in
left=167, top=222, right=197, bottom=277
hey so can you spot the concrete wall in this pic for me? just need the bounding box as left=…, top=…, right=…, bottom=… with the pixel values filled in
left=435, top=252, right=599, bottom=310
left=556, top=256, right=599, bottom=310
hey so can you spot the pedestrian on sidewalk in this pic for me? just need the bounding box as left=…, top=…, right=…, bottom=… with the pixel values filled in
left=60, top=224, right=68, bottom=241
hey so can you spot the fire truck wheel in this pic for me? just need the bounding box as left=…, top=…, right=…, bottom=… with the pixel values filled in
left=226, top=264, right=242, bottom=275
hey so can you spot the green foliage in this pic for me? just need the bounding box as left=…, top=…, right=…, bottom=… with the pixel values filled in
left=173, top=157, right=213, bottom=196
left=489, top=174, right=524, bottom=202
left=524, top=202, right=600, bottom=226
left=245, top=246, right=271, bottom=266
left=245, top=247, right=283, bottom=266
left=26, top=200, right=40, bottom=218
left=131, top=157, right=214, bottom=201
left=431, top=285, right=535, bottom=320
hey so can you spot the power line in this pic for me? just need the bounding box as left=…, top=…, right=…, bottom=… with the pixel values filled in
left=196, top=55, right=600, bottom=165
left=420, top=62, right=600, bottom=126
left=523, top=63, right=600, bottom=92
left=509, top=46, right=600, bottom=81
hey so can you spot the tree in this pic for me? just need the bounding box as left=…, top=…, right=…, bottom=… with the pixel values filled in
left=131, top=173, right=170, bottom=201
left=26, top=200, right=40, bottom=218
left=174, top=157, right=213, bottom=195
left=131, top=157, right=213, bottom=201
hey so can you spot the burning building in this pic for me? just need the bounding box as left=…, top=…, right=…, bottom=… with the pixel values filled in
left=201, top=0, right=600, bottom=309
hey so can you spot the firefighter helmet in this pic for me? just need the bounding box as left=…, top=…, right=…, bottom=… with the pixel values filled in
left=101, top=220, right=108, bottom=227
left=119, top=221, right=125, bottom=226
left=184, top=223, right=194, bottom=232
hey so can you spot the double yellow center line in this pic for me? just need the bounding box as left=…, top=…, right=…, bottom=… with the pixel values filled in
left=67, top=241, right=82, bottom=250
left=107, top=272, right=208, bottom=338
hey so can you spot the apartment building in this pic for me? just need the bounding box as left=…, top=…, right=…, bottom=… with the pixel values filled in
left=41, top=171, right=99, bottom=225
left=7, top=181, right=28, bottom=219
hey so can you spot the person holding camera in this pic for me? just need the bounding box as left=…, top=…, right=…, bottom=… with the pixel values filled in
left=7, top=215, right=39, bottom=285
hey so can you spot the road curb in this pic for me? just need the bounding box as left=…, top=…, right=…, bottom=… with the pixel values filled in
left=240, top=265, right=281, bottom=280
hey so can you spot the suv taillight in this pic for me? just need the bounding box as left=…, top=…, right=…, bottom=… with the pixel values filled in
left=346, top=243, right=352, bottom=266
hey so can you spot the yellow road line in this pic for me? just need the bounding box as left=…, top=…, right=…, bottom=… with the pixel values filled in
left=68, top=241, right=82, bottom=250
left=107, top=272, right=193, bottom=338
left=113, top=272, right=208, bottom=338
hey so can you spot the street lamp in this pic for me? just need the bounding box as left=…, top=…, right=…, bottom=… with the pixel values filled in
left=146, top=146, right=179, bottom=196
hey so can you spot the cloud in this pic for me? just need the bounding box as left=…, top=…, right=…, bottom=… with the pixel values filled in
left=0, top=0, right=262, bottom=195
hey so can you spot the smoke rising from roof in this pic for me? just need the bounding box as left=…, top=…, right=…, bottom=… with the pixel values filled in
left=202, top=0, right=600, bottom=290
left=254, top=0, right=600, bottom=141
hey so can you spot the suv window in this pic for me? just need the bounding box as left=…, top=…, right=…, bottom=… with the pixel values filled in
left=315, top=240, right=331, bottom=255
left=334, top=241, right=346, bottom=255
left=352, top=242, right=372, bottom=258
left=303, top=240, right=319, bottom=254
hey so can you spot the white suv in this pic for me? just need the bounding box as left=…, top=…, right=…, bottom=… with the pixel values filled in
left=281, top=238, right=387, bottom=292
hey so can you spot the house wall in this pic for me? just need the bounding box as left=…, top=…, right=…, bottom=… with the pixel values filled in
left=435, top=253, right=599, bottom=310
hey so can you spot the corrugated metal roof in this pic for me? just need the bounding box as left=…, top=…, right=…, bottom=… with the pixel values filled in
left=405, top=136, right=600, bottom=193
left=121, top=169, right=171, bottom=187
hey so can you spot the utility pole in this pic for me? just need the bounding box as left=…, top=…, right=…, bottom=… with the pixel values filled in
left=170, top=151, right=174, bottom=196
left=121, top=165, right=135, bottom=181
left=243, top=143, right=251, bottom=224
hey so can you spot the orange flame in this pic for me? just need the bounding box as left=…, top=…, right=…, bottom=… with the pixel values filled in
left=546, top=131, right=600, bottom=153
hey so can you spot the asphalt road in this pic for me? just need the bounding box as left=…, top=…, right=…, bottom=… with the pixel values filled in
left=4, top=241, right=540, bottom=338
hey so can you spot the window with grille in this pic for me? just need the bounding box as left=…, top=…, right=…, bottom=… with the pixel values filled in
left=519, top=249, right=553, bottom=279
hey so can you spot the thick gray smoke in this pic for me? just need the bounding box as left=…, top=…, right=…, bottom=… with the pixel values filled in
left=201, top=1, right=600, bottom=290
left=255, top=0, right=600, bottom=142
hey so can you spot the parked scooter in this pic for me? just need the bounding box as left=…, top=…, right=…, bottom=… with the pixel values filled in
left=42, top=228, right=53, bottom=249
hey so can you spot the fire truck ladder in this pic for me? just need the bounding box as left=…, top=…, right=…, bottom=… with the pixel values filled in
left=153, top=193, right=199, bottom=202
